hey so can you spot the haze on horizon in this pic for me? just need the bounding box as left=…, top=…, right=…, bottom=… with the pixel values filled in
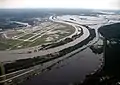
left=0, top=0, right=120, bottom=10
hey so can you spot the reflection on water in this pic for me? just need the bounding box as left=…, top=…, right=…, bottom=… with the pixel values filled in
left=90, top=39, right=103, bottom=54
left=104, top=41, right=120, bottom=78
left=78, top=40, right=120, bottom=85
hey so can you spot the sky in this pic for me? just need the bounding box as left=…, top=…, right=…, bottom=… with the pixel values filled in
left=0, top=0, right=119, bottom=10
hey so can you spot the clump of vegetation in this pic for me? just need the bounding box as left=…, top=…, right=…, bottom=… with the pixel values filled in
left=99, top=23, right=120, bottom=40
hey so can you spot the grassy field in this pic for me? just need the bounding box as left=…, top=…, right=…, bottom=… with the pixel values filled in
left=0, top=23, right=76, bottom=50
left=19, top=34, right=34, bottom=39
left=0, top=39, right=22, bottom=50
left=29, top=34, right=42, bottom=40
left=29, top=38, right=48, bottom=47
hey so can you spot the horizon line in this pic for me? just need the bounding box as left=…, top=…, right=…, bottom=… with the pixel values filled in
left=0, top=8, right=119, bottom=11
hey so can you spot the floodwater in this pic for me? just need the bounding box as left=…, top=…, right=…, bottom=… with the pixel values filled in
left=21, top=46, right=103, bottom=85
